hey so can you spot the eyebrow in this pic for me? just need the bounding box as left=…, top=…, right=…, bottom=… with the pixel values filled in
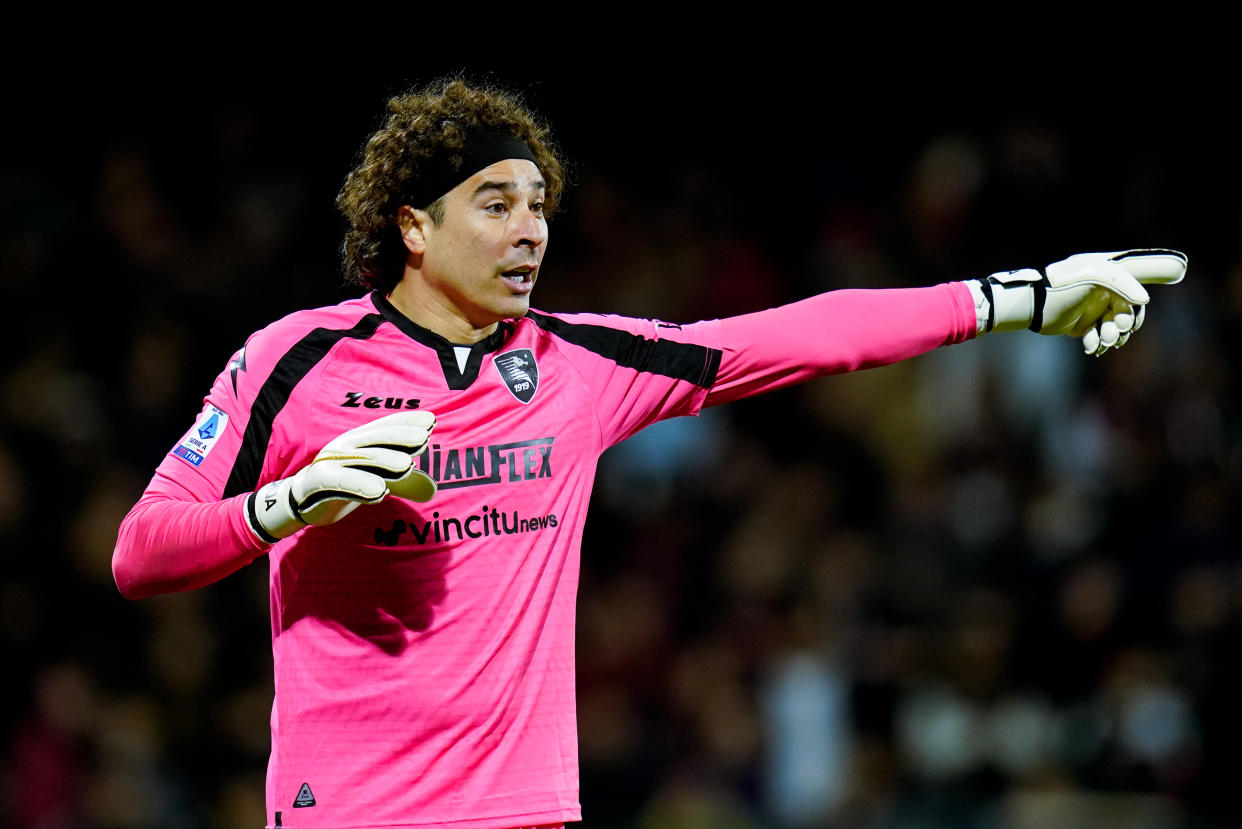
left=471, top=179, right=547, bottom=199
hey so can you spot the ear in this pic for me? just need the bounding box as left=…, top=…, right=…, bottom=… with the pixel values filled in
left=397, top=205, right=430, bottom=255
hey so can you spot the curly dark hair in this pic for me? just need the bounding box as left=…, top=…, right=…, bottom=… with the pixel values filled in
left=336, top=77, right=565, bottom=294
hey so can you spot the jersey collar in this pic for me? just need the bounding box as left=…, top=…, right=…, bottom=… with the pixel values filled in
left=371, top=292, right=514, bottom=390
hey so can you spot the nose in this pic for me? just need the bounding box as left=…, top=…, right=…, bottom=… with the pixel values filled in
left=512, top=204, right=547, bottom=249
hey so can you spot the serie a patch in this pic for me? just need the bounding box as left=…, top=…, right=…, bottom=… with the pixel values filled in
left=172, top=404, right=229, bottom=467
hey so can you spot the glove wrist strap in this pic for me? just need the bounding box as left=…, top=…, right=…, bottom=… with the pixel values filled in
left=1027, top=280, right=1047, bottom=333
left=967, top=270, right=1040, bottom=334
left=246, top=479, right=306, bottom=541
left=964, top=279, right=994, bottom=334
left=986, top=269, right=1041, bottom=333
left=245, top=493, right=281, bottom=545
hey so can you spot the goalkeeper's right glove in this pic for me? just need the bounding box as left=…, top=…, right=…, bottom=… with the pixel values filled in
left=244, top=410, right=437, bottom=543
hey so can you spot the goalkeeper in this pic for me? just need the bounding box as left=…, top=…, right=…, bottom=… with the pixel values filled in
left=111, top=77, right=1185, bottom=829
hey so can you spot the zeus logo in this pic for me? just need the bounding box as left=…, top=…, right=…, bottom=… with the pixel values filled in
left=416, top=437, right=554, bottom=490
left=341, top=392, right=422, bottom=410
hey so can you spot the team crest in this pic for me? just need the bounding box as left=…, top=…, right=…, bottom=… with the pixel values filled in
left=494, top=348, right=539, bottom=403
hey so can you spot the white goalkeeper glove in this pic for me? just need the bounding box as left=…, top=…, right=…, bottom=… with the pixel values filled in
left=244, top=410, right=438, bottom=543
left=1077, top=249, right=1186, bottom=356
left=966, top=248, right=1187, bottom=354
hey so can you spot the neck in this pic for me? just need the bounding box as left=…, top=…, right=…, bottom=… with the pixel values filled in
left=387, top=277, right=498, bottom=345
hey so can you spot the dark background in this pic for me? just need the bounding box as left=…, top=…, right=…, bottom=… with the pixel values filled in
left=3, top=53, right=1240, bottom=827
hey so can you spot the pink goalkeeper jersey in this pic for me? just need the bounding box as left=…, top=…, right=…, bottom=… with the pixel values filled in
left=114, top=284, right=975, bottom=829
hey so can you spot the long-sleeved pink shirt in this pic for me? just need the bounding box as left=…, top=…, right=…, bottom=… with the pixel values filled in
left=113, top=284, right=975, bottom=829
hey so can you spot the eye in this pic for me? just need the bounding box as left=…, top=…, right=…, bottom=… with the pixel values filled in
left=530, top=200, right=546, bottom=216
left=484, top=201, right=508, bottom=215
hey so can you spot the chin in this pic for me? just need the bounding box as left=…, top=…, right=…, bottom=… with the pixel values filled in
left=501, top=298, right=532, bottom=320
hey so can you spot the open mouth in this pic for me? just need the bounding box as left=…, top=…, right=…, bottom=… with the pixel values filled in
left=500, top=266, right=537, bottom=290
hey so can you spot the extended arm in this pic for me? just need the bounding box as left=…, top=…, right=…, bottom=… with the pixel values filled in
left=698, top=249, right=1187, bottom=407
left=702, top=282, right=975, bottom=406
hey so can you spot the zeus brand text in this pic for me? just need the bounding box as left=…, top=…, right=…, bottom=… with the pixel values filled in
left=341, top=392, right=422, bottom=409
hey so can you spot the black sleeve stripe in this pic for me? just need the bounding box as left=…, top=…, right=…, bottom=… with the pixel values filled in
left=703, top=347, right=722, bottom=388
left=223, top=313, right=387, bottom=498
left=525, top=311, right=721, bottom=388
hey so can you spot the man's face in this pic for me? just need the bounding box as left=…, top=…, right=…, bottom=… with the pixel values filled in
left=414, top=158, right=548, bottom=330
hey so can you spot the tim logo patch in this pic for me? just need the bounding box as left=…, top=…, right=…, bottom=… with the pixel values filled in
left=172, top=404, right=229, bottom=467
left=494, top=348, right=539, bottom=404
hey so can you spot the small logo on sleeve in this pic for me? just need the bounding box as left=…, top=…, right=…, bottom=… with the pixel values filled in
left=197, top=412, right=220, bottom=440
left=172, top=405, right=229, bottom=468
left=227, top=346, right=247, bottom=394
left=293, top=782, right=316, bottom=808
left=494, top=348, right=539, bottom=403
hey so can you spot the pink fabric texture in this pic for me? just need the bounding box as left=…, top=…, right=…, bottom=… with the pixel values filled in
left=112, top=283, right=974, bottom=828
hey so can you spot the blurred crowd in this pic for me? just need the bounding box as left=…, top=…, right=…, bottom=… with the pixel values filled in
left=2, top=71, right=1240, bottom=828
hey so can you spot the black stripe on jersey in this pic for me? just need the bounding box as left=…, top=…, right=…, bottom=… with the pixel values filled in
left=525, top=311, right=721, bottom=388
left=372, top=292, right=513, bottom=390
left=223, top=313, right=387, bottom=498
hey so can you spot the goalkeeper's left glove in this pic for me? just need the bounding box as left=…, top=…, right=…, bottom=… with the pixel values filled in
left=966, top=249, right=1187, bottom=354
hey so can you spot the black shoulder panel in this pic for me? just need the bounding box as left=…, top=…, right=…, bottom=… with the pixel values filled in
left=525, top=311, right=721, bottom=388
left=223, top=313, right=386, bottom=498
